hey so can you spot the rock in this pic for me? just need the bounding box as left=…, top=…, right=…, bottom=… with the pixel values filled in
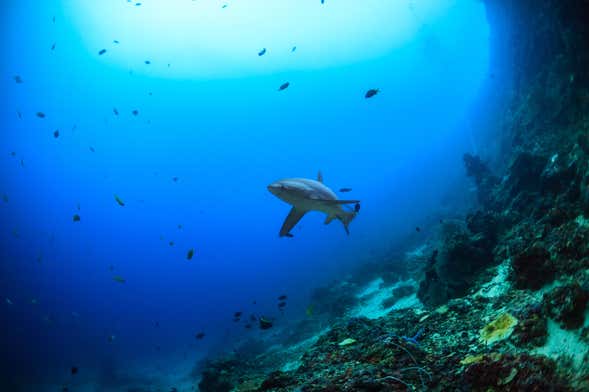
left=543, top=283, right=589, bottom=329
left=511, top=243, right=555, bottom=290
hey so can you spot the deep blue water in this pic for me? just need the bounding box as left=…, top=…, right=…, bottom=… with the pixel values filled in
left=1, top=0, right=490, bottom=389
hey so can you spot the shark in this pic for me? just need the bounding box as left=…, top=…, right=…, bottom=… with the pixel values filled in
left=267, top=172, right=360, bottom=237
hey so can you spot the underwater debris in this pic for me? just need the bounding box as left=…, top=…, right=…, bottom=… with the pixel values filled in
left=53, top=130, right=59, bottom=138
left=365, top=89, right=379, bottom=98
left=98, top=49, right=107, bottom=55
left=278, top=82, right=290, bottom=91
left=114, top=194, right=125, bottom=206
left=480, top=313, right=518, bottom=345
left=13, top=75, right=23, bottom=84
left=259, top=316, right=273, bottom=330
left=112, top=276, right=126, bottom=284
left=36, top=112, right=46, bottom=118
left=72, top=214, right=80, bottom=222
left=186, top=248, right=195, bottom=260
left=258, top=48, right=266, bottom=56
left=338, top=338, right=356, bottom=346
left=195, top=332, right=205, bottom=340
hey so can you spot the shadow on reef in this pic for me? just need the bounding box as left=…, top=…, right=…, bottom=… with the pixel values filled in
left=195, top=0, right=589, bottom=390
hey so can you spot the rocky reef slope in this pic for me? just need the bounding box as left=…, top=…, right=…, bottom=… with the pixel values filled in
left=196, top=1, right=589, bottom=390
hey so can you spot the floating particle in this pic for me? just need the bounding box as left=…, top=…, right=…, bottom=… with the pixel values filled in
left=114, top=194, right=125, bottom=206
left=365, top=89, right=379, bottom=98
left=98, top=49, right=107, bottom=55
left=131, top=109, right=139, bottom=116
left=187, top=248, right=194, bottom=260
left=13, top=75, right=23, bottom=84
left=112, top=276, right=126, bottom=283
left=258, top=48, right=266, bottom=56
left=278, top=82, right=290, bottom=91
left=36, top=112, right=46, bottom=118
left=53, top=130, right=59, bottom=138
left=72, top=214, right=80, bottom=222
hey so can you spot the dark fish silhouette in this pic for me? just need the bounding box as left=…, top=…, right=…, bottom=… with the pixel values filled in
left=186, top=248, right=194, bottom=260
left=258, top=48, right=266, bottom=56
left=13, top=75, right=23, bottom=84
left=51, top=43, right=56, bottom=50
left=73, top=214, right=80, bottom=222
left=71, top=367, right=78, bottom=375
left=278, top=295, right=287, bottom=301
left=113, top=108, right=119, bottom=116
left=259, top=317, right=273, bottom=330
left=195, top=332, right=205, bottom=340
left=278, top=82, right=290, bottom=91
left=415, top=226, right=421, bottom=232
left=365, top=89, right=379, bottom=98
left=98, top=49, right=107, bottom=55
left=53, top=130, right=59, bottom=138
left=278, top=301, right=287, bottom=308
left=36, top=112, right=46, bottom=118
left=339, top=188, right=352, bottom=193
left=132, top=109, right=139, bottom=116
left=144, top=60, right=151, bottom=65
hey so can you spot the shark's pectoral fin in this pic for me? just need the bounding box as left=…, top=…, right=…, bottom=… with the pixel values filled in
left=279, top=208, right=306, bottom=237
left=324, top=215, right=335, bottom=225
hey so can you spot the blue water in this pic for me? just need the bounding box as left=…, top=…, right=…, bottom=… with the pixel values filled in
left=1, top=1, right=490, bottom=389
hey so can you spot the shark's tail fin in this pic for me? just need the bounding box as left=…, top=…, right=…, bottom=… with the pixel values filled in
left=338, top=210, right=357, bottom=235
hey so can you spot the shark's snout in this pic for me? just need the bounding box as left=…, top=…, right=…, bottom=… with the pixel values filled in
left=267, top=182, right=284, bottom=196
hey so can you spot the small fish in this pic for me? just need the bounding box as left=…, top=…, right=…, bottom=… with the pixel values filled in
left=177, top=224, right=183, bottom=229
left=52, top=16, right=55, bottom=23
left=31, top=298, right=39, bottom=305
left=113, top=108, right=119, bottom=116
left=71, top=367, right=78, bottom=375
left=234, top=311, right=242, bottom=318
left=278, top=301, right=286, bottom=308
left=172, top=176, right=179, bottom=182
left=10, top=152, right=16, bottom=157
left=244, top=323, right=252, bottom=329
left=278, top=295, right=287, bottom=301
left=113, top=276, right=126, bottom=284
left=132, top=109, right=139, bottom=116
left=20, top=159, right=24, bottom=167
left=114, top=194, right=125, bottom=206
left=51, top=43, right=56, bottom=50
left=17, top=111, right=22, bottom=119
left=259, top=316, right=273, bottom=330
left=321, top=0, right=325, bottom=4
left=144, top=60, right=151, bottom=65
left=291, top=46, right=297, bottom=52
left=135, top=2, right=141, bottom=6
left=195, top=332, right=205, bottom=340
left=36, top=112, right=46, bottom=118
left=258, top=48, right=266, bottom=56
left=365, top=89, right=379, bottom=98
left=278, top=82, right=290, bottom=91
left=89, top=146, right=95, bottom=152
left=339, top=188, right=352, bottom=193
left=415, top=226, right=421, bottom=232
left=5, top=298, right=13, bottom=305
left=72, top=214, right=80, bottom=222
left=98, top=49, right=107, bottom=55
left=354, top=203, right=361, bottom=213
left=169, top=241, right=174, bottom=247
left=250, top=314, right=257, bottom=321
left=71, top=312, right=80, bottom=318
left=53, top=130, right=59, bottom=138
left=113, top=40, right=120, bottom=44
left=13, top=75, right=23, bottom=84
left=186, top=248, right=194, bottom=260
left=305, top=304, right=314, bottom=317
left=109, top=265, right=114, bottom=271
left=2, top=194, right=8, bottom=203
left=222, top=4, right=228, bottom=8
left=108, top=335, right=116, bottom=342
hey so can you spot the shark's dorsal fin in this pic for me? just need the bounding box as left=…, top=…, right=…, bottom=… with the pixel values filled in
left=317, top=171, right=323, bottom=183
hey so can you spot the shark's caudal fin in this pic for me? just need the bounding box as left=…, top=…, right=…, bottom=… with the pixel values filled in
left=338, top=210, right=357, bottom=235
